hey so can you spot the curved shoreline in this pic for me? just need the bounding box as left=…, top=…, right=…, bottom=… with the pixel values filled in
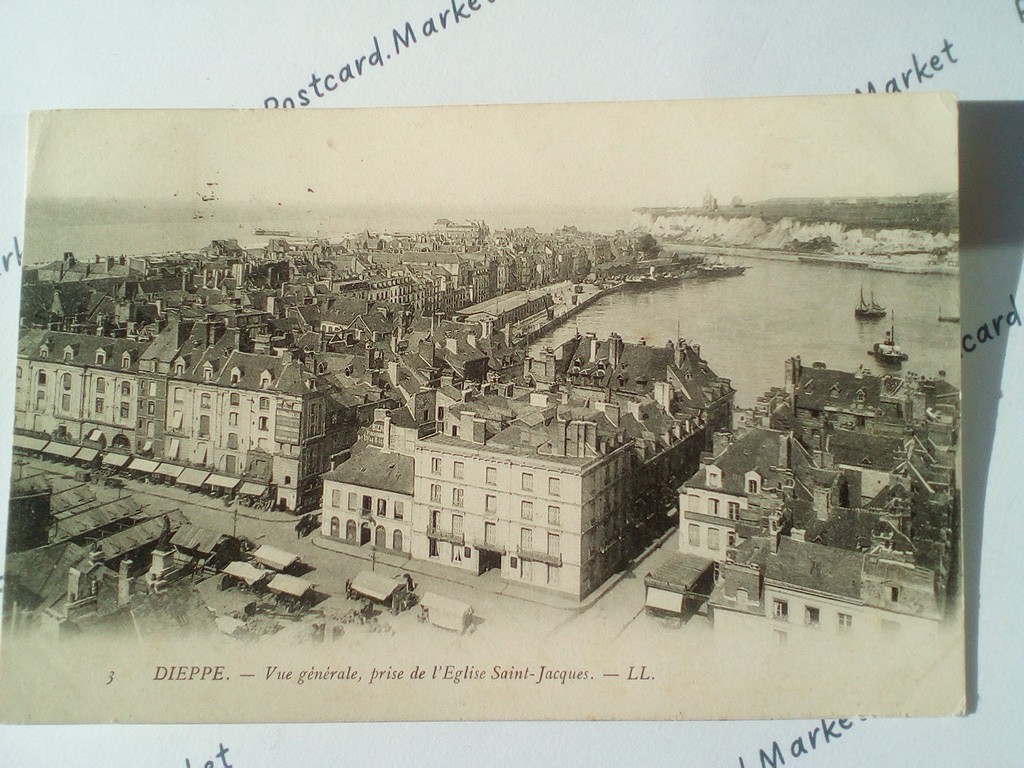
left=662, top=242, right=959, bottom=275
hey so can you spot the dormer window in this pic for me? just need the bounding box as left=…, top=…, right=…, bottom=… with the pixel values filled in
left=63, top=345, right=74, bottom=363
left=857, top=388, right=866, bottom=402
left=829, top=384, right=840, bottom=399
left=95, top=349, right=106, bottom=366
left=230, top=366, right=241, bottom=384
left=260, top=370, right=272, bottom=389
left=39, top=344, right=49, bottom=359
left=748, top=478, right=759, bottom=493
left=121, top=352, right=132, bottom=369
left=203, top=362, right=214, bottom=382
left=174, top=362, right=185, bottom=375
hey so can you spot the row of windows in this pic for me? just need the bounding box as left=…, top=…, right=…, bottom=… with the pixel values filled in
left=172, top=389, right=273, bottom=410
left=772, top=598, right=853, bottom=630
left=428, top=457, right=560, bottom=496
left=696, top=496, right=743, bottom=519
left=687, top=523, right=736, bottom=551
left=50, top=391, right=133, bottom=418
left=425, top=513, right=561, bottom=557
left=329, top=488, right=406, bottom=521
left=169, top=411, right=270, bottom=436
left=37, top=370, right=136, bottom=398
left=327, top=518, right=405, bottom=551
left=426, top=483, right=563, bottom=525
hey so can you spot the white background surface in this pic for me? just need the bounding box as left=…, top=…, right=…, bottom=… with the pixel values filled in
left=0, top=2, right=1022, bottom=765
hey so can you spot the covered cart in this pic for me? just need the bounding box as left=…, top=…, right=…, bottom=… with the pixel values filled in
left=345, top=571, right=416, bottom=614
left=220, top=560, right=271, bottom=592
left=251, top=545, right=300, bottom=573
left=267, top=573, right=317, bottom=609
left=417, top=591, right=473, bottom=633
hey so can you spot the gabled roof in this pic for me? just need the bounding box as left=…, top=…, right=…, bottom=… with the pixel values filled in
left=684, top=428, right=788, bottom=493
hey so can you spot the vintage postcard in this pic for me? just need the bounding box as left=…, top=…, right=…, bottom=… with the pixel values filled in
left=0, top=96, right=964, bottom=722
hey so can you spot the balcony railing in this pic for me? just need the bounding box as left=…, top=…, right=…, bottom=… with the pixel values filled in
left=426, top=526, right=465, bottom=546
left=516, top=547, right=562, bottom=567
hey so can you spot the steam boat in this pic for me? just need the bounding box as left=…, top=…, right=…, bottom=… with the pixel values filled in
left=870, top=317, right=909, bottom=366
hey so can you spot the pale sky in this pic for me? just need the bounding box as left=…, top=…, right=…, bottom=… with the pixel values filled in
left=27, top=94, right=958, bottom=211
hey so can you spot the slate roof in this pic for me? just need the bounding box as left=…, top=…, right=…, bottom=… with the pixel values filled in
left=3, top=541, right=115, bottom=613
left=170, top=522, right=226, bottom=555
left=794, top=366, right=882, bottom=413
left=684, top=428, right=787, bottom=494
left=324, top=447, right=415, bottom=496
left=559, top=336, right=730, bottom=405
left=765, top=536, right=864, bottom=600
left=645, top=552, right=714, bottom=592
left=829, top=429, right=906, bottom=470
left=18, top=328, right=149, bottom=372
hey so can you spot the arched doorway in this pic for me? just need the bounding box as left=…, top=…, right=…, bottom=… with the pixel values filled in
left=392, top=529, right=403, bottom=552
left=346, top=520, right=356, bottom=541
left=111, top=433, right=131, bottom=450
left=374, top=525, right=386, bottom=548
left=330, top=517, right=340, bottom=538
left=360, top=523, right=371, bottom=546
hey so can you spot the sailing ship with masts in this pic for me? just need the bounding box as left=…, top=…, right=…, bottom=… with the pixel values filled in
left=855, top=286, right=887, bottom=320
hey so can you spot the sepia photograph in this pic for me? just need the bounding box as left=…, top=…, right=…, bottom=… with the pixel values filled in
left=0, top=96, right=964, bottom=723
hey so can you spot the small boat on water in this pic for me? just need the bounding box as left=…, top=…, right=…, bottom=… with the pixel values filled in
left=855, top=287, right=887, bottom=320
left=695, top=255, right=746, bottom=278
left=870, top=317, right=909, bottom=366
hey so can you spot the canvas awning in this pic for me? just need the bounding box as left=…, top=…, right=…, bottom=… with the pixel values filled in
left=86, top=428, right=104, bottom=442
left=13, top=435, right=48, bottom=452
left=166, top=438, right=180, bottom=460
left=101, top=452, right=131, bottom=468
left=419, top=591, right=471, bottom=616
left=191, top=443, right=208, bottom=464
left=238, top=481, right=268, bottom=497
left=222, top=561, right=269, bottom=586
left=268, top=573, right=314, bottom=598
left=645, top=587, right=685, bottom=614
left=176, top=468, right=210, bottom=487
left=204, top=474, right=239, bottom=491
left=126, top=457, right=159, bottom=473
left=252, top=545, right=298, bottom=572
left=154, top=462, right=184, bottom=478
left=74, top=447, right=99, bottom=462
left=348, top=571, right=402, bottom=602
left=42, top=442, right=79, bottom=459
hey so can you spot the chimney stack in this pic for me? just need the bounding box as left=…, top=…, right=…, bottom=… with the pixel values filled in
left=778, top=432, right=790, bottom=468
